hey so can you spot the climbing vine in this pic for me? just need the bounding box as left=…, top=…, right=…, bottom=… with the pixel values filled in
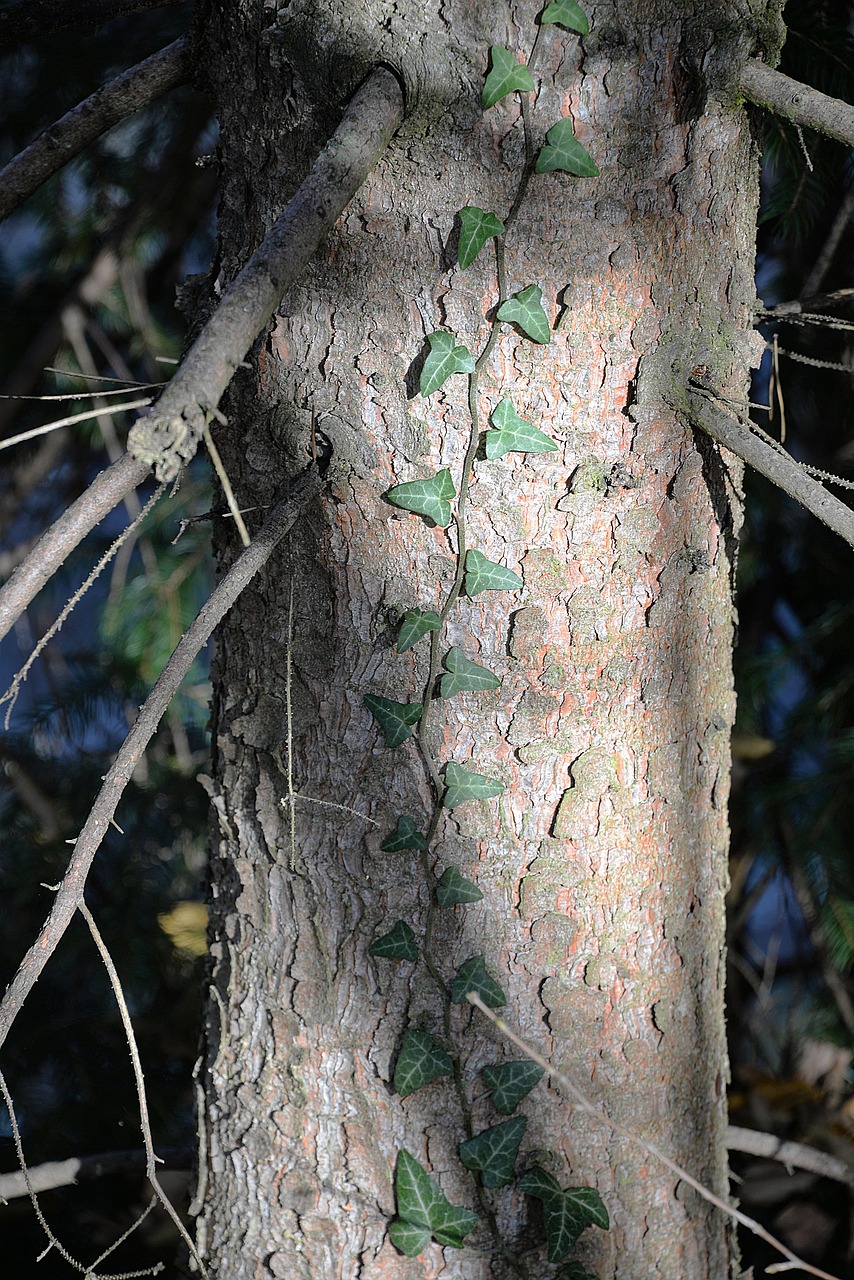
left=362, top=5, right=611, bottom=1271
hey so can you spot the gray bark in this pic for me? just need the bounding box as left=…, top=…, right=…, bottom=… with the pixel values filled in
left=194, top=2, right=768, bottom=1276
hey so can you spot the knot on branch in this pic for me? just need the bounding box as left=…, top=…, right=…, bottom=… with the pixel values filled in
left=128, top=405, right=207, bottom=481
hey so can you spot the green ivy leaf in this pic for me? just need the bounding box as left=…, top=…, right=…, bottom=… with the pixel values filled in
left=369, top=919, right=418, bottom=961
left=388, top=468, right=456, bottom=527
left=535, top=118, right=599, bottom=177
left=485, top=398, right=559, bottom=459
left=458, top=206, right=505, bottom=268
left=393, top=1150, right=480, bottom=1250
left=381, top=815, right=428, bottom=852
left=518, top=1167, right=562, bottom=1200
left=443, top=761, right=504, bottom=808
left=394, top=1030, right=453, bottom=1097
left=519, top=1169, right=609, bottom=1262
left=464, top=549, right=522, bottom=597
left=436, top=866, right=483, bottom=907
left=450, top=954, right=506, bottom=1007
left=541, top=0, right=589, bottom=34
left=496, top=284, right=551, bottom=343
left=364, top=694, right=423, bottom=747
left=482, top=45, right=535, bottom=108
left=459, top=1116, right=527, bottom=1187
left=482, top=1060, right=545, bottom=1114
left=397, top=608, right=442, bottom=653
left=420, top=331, right=475, bottom=396
left=388, top=1220, right=432, bottom=1256
left=440, top=647, right=501, bottom=697
left=557, top=1264, right=599, bottom=1280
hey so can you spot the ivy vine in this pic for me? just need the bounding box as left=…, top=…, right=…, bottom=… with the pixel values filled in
left=363, top=6, right=608, bottom=1272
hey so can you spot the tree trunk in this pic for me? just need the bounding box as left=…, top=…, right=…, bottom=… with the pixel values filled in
left=195, top=2, right=765, bottom=1276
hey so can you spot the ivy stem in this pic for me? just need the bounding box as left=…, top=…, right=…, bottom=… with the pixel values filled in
left=405, top=72, right=540, bottom=1280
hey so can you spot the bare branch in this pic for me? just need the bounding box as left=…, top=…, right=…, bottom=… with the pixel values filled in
left=0, top=1148, right=190, bottom=1201
left=129, top=65, right=405, bottom=480
left=0, top=68, right=401, bottom=641
left=0, top=0, right=184, bottom=50
left=687, top=383, right=854, bottom=551
left=726, top=1125, right=854, bottom=1188
left=740, top=59, right=854, bottom=149
left=0, top=452, right=150, bottom=645
left=0, top=38, right=191, bottom=224
left=0, top=462, right=324, bottom=1054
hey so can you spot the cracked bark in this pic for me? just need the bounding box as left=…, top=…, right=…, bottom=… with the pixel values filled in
left=194, top=2, right=763, bottom=1276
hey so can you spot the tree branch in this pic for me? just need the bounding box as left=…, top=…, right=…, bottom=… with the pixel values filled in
left=0, top=0, right=185, bottom=50
left=0, top=1148, right=191, bottom=1201
left=128, top=64, right=405, bottom=480
left=0, top=66, right=403, bottom=643
left=740, top=59, right=854, bottom=149
left=726, top=1125, right=854, bottom=1188
left=0, top=37, right=191, bottom=225
left=0, top=452, right=150, bottom=644
left=687, top=384, right=854, bottom=551
left=0, top=463, right=323, bottom=1053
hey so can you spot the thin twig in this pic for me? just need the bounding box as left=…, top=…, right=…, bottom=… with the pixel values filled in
left=0, top=397, right=153, bottom=453
left=79, top=901, right=206, bottom=1275
left=0, top=1069, right=163, bottom=1278
left=0, top=37, right=191, bottom=223
left=203, top=426, right=250, bottom=547
left=467, top=994, right=843, bottom=1280
left=0, top=463, right=323, bottom=1053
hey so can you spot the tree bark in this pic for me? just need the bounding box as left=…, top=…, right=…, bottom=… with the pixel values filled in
left=195, top=2, right=766, bottom=1276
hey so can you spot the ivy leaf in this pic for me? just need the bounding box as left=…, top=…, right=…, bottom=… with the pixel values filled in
left=482, top=1060, right=545, bottom=1114
left=440, top=647, right=501, bottom=697
left=518, top=1167, right=562, bottom=1200
left=450, top=954, right=506, bottom=1007
left=388, top=468, right=456, bottom=527
left=397, top=608, right=442, bottom=653
left=364, top=694, right=423, bottom=747
left=443, top=761, right=504, bottom=808
left=394, top=1030, right=453, bottom=1097
left=535, top=118, right=599, bottom=177
left=519, top=1169, right=609, bottom=1262
left=459, top=1116, right=527, bottom=1187
left=381, top=815, right=428, bottom=852
left=393, top=1150, right=480, bottom=1249
left=496, top=284, right=551, bottom=343
left=458, top=206, right=505, bottom=268
left=485, top=399, right=559, bottom=459
left=464, top=549, right=522, bottom=597
left=388, top=1220, right=432, bottom=1256
left=436, top=866, right=483, bottom=907
left=482, top=45, right=535, bottom=108
left=420, top=331, right=475, bottom=396
left=541, top=0, right=589, bottom=34
left=369, top=919, right=418, bottom=961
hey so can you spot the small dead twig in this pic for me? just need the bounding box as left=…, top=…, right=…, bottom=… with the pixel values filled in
left=79, top=901, right=206, bottom=1275
left=467, top=993, right=844, bottom=1280
left=0, top=37, right=191, bottom=223
left=0, top=463, right=323, bottom=1054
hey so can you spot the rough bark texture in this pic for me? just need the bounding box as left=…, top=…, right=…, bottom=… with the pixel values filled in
left=195, top=1, right=768, bottom=1276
